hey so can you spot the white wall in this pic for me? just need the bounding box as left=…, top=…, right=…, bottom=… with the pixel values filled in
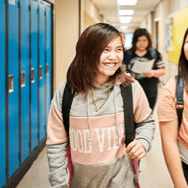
left=53, top=0, right=79, bottom=91
left=85, top=0, right=101, bottom=22
left=140, top=13, right=152, bottom=34
left=81, top=0, right=101, bottom=31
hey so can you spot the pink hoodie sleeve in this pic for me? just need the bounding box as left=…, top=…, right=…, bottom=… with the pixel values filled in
left=46, top=104, right=68, bottom=145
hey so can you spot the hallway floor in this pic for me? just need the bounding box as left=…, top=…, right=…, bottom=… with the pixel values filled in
left=16, top=85, right=174, bottom=188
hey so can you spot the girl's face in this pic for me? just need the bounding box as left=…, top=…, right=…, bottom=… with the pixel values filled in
left=184, top=35, right=188, bottom=61
left=136, top=35, right=149, bottom=52
left=96, top=36, right=123, bottom=85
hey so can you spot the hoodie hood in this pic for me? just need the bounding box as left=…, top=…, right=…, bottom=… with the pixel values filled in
left=93, top=79, right=122, bottom=89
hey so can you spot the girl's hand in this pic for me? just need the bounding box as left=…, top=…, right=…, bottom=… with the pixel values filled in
left=143, top=70, right=155, bottom=78
left=126, top=140, right=146, bottom=161
left=118, top=71, right=135, bottom=86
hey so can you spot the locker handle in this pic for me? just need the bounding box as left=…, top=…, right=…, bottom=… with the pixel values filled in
left=39, top=66, right=42, bottom=79
left=45, top=64, right=49, bottom=76
left=31, top=68, right=35, bottom=83
left=21, top=71, right=26, bottom=88
left=9, top=75, right=14, bottom=93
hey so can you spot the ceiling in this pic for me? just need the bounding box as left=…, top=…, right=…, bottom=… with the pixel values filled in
left=92, top=0, right=162, bottom=32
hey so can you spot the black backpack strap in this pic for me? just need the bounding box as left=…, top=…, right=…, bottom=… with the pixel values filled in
left=150, top=47, right=157, bottom=63
left=175, top=75, right=184, bottom=129
left=120, top=84, right=135, bottom=145
left=62, top=83, right=75, bottom=136
left=125, top=50, right=132, bottom=67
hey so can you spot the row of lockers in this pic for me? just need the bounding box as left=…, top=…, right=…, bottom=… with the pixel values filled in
left=0, top=0, right=52, bottom=187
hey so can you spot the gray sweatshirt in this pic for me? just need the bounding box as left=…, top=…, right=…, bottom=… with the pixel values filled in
left=46, top=80, right=155, bottom=188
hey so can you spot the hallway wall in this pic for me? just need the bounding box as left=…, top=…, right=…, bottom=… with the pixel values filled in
left=140, top=0, right=188, bottom=83
left=53, top=0, right=79, bottom=91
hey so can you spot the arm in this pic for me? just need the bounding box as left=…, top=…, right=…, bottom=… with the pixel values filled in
left=158, top=77, right=188, bottom=187
left=47, top=143, right=69, bottom=188
left=126, top=81, right=155, bottom=160
left=143, top=50, right=166, bottom=78
left=126, top=114, right=155, bottom=160
left=159, top=119, right=188, bottom=188
left=143, top=67, right=166, bottom=78
left=46, top=104, right=69, bottom=188
left=46, top=81, right=70, bottom=188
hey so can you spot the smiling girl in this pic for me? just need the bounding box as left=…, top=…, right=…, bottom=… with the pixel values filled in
left=46, top=23, right=155, bottom=188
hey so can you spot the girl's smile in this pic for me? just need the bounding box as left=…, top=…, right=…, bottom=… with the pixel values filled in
left=95, top=36, right=123, bottom=85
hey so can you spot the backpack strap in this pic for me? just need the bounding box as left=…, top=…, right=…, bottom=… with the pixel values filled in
left=62, top=83, right=75, bottom=136
left=125, top=50, right=133, bottom=67
left=120, top=84, right=135, bottom=145
left=150, top=47, right=157, bottom=62
left=175, top=75, right=184, bottom=129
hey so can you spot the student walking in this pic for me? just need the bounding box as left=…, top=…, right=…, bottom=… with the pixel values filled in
left=124, top=28, right=166, bottom=111
left=46, top=23, right=155, bottom=188
left=158, top=28, right=188, bottom=187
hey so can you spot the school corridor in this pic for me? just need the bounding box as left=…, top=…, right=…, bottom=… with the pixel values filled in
left=1, top=0, right=188, bottom=188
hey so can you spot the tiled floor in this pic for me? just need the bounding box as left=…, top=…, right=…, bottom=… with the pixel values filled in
left=16, top=147, right=51, bottom=188
left=16, top=86, right=174, bottom=188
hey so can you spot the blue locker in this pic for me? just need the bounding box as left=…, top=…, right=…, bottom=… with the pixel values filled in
left=0, top=0, right=6, bottom=186
left=39, top=2, right=46, bottom=141
left=45, top=5, right=52, bottom=132
left=31, top=0, right=39, bottom=151
left=8, top=0, right=19, bottom=178
left=21, top=0, right=30, bottom=163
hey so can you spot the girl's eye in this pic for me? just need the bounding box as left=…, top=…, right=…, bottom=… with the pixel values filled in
left=104, top=48, right=109, bottom=52
left=117, top=48, right=123, bottom=52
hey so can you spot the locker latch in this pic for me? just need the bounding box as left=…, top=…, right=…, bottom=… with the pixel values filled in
left=45, top=64, right=49, bottom=76
left=21, top=71, right=26, bottom=87
left=9, top=75, right=14, bottom=93
left=31, top=68, right=35, bottom=83
left=39, top=66, right=42, bottom=79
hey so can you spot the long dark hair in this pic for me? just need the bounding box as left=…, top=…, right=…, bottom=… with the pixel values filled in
left=177, top=28, right=188, bottom=86
left=67, top=23, right=129, bottom=94
left=131, top=28, right=152, bottom=52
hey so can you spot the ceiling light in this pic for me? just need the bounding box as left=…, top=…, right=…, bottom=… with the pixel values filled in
left=119, top=16, right=132, bottom=23
left=118, top=0, right=137, bottom=6
left=120, top=26, right=128, bottom=30
left=119, top=10, right=134, bottom=15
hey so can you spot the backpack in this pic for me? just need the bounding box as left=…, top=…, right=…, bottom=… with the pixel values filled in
left=175, top=75, right=184, bottom=128
left=62, top=83, right=140, bottom=187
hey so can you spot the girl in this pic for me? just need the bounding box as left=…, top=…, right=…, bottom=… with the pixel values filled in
left=46, top=23, right=155, bottom=188
left=158, top=28, right=188, bottom=187
left=125, top=28, right=166, bottom=111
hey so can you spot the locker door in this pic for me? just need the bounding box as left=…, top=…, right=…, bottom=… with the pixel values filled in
left=8, top=0, right=19, bottom=178
left=45, top=5, right=52, bottom=130
left=0, top=0, right=6, bottom=186
left=21, top=0, right=30, bottom=163
left=31, top=0, right=39, bottom=151
left=39, top=1, right=46, bottom=141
